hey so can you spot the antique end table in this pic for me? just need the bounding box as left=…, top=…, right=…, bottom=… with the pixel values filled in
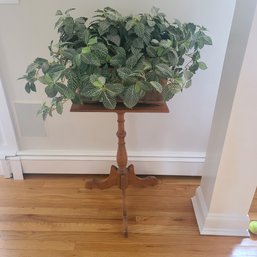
left=71, top=102, right=169, bottom=237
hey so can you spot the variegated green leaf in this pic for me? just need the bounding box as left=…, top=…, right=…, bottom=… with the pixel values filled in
left=55, top=83, right=75, bottom=99
left=106, top=83, right=124, bottom=96
left=102, top=92, right=116, bottom=109
left=134, top=22, right=145, bottom=38
left=117, top=67, right=132, bottom=79
left=124, top=85, right=141, bottom=108
left=150, top=81, right=163, bottom=93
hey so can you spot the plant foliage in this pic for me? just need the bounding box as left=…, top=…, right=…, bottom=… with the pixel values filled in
left=20, top=7, right=212, bottom=119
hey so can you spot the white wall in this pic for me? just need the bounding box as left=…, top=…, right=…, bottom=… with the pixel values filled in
left=0, top=0, right=236, bottom=175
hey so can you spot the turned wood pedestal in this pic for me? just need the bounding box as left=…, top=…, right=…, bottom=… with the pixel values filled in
left=71, top=102, right=169, bottom=237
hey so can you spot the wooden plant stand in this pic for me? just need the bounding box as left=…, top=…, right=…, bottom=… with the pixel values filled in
left=71, top=102, right=169, bottom=237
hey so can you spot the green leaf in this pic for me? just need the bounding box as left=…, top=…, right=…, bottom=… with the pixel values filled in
left=91, top=43, right=109, bottom=59
left=56, top=10, right=63, bottom=16
left=84, top=29, right=90, bottom=44
left=160, top=40, right=172, bottom=48
left=37, top=103, right=51, bottom=120
left=185, top=79, right=192, bottom=88
left=183, top=70, right=194, bottom=80
left=143, top=26, right=152, bottom=43
left=198, top=61, right=208, bottom=70
left=105, top=83, right=124, bottom=96
left=63, top=17, right=74, bottom=35
left=132, top=38, right=144, bottom=49
left=117, top=67, right=132, bottom=80
left=157, top=47, right=165, bottom=57
left=81, top=86, right=102, bottom=98
left=116, top=47, right=126, bottom=57
left=189, top=62, right=199, bottom=73
left=81, top=53, right=101, bottom=66
left=26, top=63, right=38, bottom=74
left=167, top=49, right=179, bottom=66
left=202, top=34, right=212, bottom=45
left=55, top=17, right=63, bottom=29
left=126, top=53, right=143, bottom=69
left=34, top=58, right=48, bottom=66
left=65, top=8, right=76, bottom=15
left=52, top=70, right=63, bottom=82
left=162, top=87, right=173, bottom=101
left=98, top=20, right=110, bottom=35
left=45, top=85, right=58, bottom=97
left=56, top=101, right=63, bottom=114
left=110, top=54, right=125, bottom=67
left=42, top=62, right=49, bottom=74
left=66, top=69, right=80, bottom=90
left=63, top=48, right=76, bottom=60
left=98, top=76, right=106, bottom=85
left=146, top=46, right=157, bottom=57
left=88, top=37, right=97, bottom=46
left=151, top=6, right=160, bottom=16
left=134, top=22, right=145, bottom=38
left=150, top=81, right=163, bottom=93
left=145, top=70, right=158, bottom=81
left=92, top=76, right=106, bottom=88
left=104, top=7, right=122, bottom=21
left=25, top=82, right=31, bottom=93
left=30, top=82, right=36, bottom=92
left=38, top=74, right=54, bottom=86
left=102, top=92, right=116, bottom=109
left=55, top=83, right=75, bottom=99
left=81, top=46, right=91, bottom=54
left=92, top=80, right=103, bottom=88
left=125, top=19, right=135, bottom=31
left=47, top=64, right=66, bottom=75
left=151, top=39, right=159, bottom=46
left=107, top=34, right=121, bottom=46
left=129, top=47, right=139, bottom=56
left=155, top=63, right=173, bottom=78
left=75, top=17, right=87, bottom=24
left=147, top=19, right=155, bottom=27
left=161, top=83, right=177, bottom=101
left=124, top=85, right=141, bottom=108
left=74, top=54, right=81, bottom=67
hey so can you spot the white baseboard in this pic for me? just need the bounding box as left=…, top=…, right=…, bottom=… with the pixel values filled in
left=0, top=0, right=19, bottom=4
left=16, top=150, right=205, bottom=176
left=192, top=187, right=250, bottom=237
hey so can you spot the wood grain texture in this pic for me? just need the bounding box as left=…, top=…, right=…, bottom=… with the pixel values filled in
left=0, top=175, right=256, bottom=257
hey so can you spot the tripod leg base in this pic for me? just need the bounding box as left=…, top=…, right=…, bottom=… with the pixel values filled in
left=85, top=165, right=118, bottom=189
left=127, top=164, right=158, bottom=187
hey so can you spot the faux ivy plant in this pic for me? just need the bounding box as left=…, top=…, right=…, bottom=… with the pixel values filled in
left=20, top=7, right=212, bottom=119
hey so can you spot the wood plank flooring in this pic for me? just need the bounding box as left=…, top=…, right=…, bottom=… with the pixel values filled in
left=0, top=174, right=256, bottom=257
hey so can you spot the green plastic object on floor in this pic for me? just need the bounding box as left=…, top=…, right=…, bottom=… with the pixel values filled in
left=249, top=221, right=257, bottom=234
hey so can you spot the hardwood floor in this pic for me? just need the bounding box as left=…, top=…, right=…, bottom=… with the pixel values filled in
left=0, top=174, right=256, bottom=257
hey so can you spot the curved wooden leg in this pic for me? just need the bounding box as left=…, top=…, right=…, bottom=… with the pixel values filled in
left=127, top=164, right=158, bottom=187
left=85, top=165, right=119, bottom=189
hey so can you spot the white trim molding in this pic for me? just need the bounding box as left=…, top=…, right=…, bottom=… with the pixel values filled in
left=17, top=150, right=205, bottom=176
left=192, top=187, right=250, bottom=237
left=0, top=78, right=19, bottom=178
left=0, top=78, right=18, bottom=161
left=0, top=159, right=12, bottom=178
